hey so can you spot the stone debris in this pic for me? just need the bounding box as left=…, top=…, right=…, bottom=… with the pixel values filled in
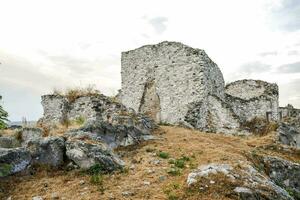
left=262, top=156, right=300, bottom=198
left=278, top=122, right=300, bottom=149
left=32, top=196, right=43, bottom=200
left=187, top=164, right=232, bottom=186
left=25, top=136, right=65, bottom=167
left=66, top=120, right=154, bottom=149
left=186, top=163, right=293, bottom=200
left=66, top=140, right=124, bottom=171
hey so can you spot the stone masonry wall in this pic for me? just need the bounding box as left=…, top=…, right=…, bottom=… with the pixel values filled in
left=39, top=94, right=128, bottom=126
left=225, top=80, right=279, bottom=122
left=121, top=41, right=225, bottom=124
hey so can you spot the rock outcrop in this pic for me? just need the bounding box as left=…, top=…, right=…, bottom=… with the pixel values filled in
left=0, top=148, right=31, bottom=177
left=263, top=156, right=300, bottom=199
left=187, top=163, right=293, bottom=200
left=66, top=140, right=124, bottom=171
left=66, top=120, right=155, bottom=149
left=278, top=122, right=300, bottom=149
left=25, top=136, right=65, bottom=167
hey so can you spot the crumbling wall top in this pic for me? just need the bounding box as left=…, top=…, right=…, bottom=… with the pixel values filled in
left=225, top=79, right=278, bottom=101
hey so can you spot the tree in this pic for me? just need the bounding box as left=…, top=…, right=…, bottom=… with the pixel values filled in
left=0, top=95, right=9, bottom=129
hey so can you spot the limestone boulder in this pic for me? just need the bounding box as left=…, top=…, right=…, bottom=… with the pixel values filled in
left=0, top=136, right=20, bottom=148
left=25, top=136, right=65, bottom=167
left=278, top=122, right=300, bottom=149
left=187, top=163, right=293, bottom=200
left=66, top=120, right=155, bottom=149
left=0, top=147, right=31, bottom=177
left=263, top=156, right=300, bottom=199
left=66, top=140, right=124, bottom=172
left=21, top=128, right=43, bottom=145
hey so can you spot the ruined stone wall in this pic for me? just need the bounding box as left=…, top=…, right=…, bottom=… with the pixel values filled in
left=121, top=41, right=225, bottom=124
left=225, top=80, right=279, bottom=122
left=279, top=105, right=300, bottom=119
left=39, top=94, right=128, bottom=126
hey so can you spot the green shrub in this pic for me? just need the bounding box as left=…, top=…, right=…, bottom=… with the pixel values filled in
left=158, top=151, right=170, bottom=159
left=88, top=164, right=104, bottom=175
left=90, top=174, right=103, bottom=185
left=75, top=116, right=85, bottom=125
left=174, top=159, right=185, bottom=169
left=167, top=167, right=181, bottom=176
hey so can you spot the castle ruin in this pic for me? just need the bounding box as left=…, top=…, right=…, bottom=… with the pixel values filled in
left=121, top=41, right=279, bottom=133
left=39, top=41, right=280, bottom=134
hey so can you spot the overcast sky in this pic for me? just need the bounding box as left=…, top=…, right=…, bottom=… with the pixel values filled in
left=0, top=0, right=299, bottom=121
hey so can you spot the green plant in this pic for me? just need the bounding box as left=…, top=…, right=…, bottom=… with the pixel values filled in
left=163, top=183, right=181, bottom=200
left=0, top=164, right=12, bottom=177
left=88, top=164, right=104, bottom=175
left=0, top=96, right=9, bottom=130
left=90, top=174, right=103, bottom=185
left=167, top=167, right=181, bottom=176
left=174, top=159, right=185, bottom=169
left=88, top=164, right=105, bottom=193
left=75, top=116, right=85, bottom=125
left=158, top=151, right=170, bottom=159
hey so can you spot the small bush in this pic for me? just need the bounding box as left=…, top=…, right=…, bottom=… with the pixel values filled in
left=90, top=174, right=103, bottom=185
left=88, top=164, right=104, bottom=175
left=75, top=116, right=85, bottom=125
left=158, top=151, right=170, bottom=159
left=167, top=167, right=181, bottom=176
left=174, top=159, right=185, bottom=169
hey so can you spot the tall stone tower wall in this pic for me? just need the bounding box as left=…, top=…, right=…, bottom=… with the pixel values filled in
left=121, top=41, right=225, bottom=124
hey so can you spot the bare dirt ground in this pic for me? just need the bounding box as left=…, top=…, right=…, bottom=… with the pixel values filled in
left=1, top=126, right=299, bottom=200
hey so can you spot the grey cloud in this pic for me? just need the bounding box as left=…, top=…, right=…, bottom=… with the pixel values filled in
left=258, top=51, right=278, bottom=57
left=239, top=61, right=271, bottom=74
left=270, top=0, right=300, bottom=31
left=148, top=17, right=168, bottom=34
left=278, top=61, right=300, bottom=73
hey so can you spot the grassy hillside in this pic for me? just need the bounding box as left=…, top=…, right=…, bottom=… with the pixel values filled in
left=1, top=126, right=299, bottom=200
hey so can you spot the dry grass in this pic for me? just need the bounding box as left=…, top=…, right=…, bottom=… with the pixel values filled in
left=53, top=85, right=101, bottom=103
left=1, top=126, right=299, bottom=200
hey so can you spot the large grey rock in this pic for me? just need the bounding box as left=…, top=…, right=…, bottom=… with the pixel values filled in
left=187, top=163, right=293, bottom=200
left=0, top=136, right=20, bottom=148
left=25, top=136, right=65, bottom=167
left=66, top=120, right=155, bottom=149
left=278, top=122, right=300, bottom=149
left=21, top=128, right=43, bottom=145
left=0, top=147, right=31, bottom=177
left=66, top=140, right=124, bottom=172
left=263, top=156, right=300, bottom=199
